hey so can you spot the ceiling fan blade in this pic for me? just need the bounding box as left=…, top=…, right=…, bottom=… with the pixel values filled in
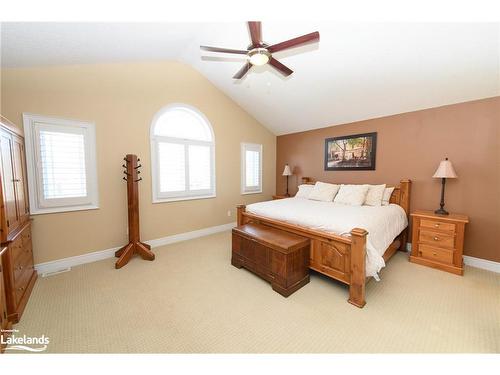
left=233, top=62, right=252, bottom=79
left=248, top=21, right=262, bottom=46
left=267, top=31, right=320, bottom=53
left=268, top=57, right=293, bottom=77
left=200, top=46, right=248, bottom=55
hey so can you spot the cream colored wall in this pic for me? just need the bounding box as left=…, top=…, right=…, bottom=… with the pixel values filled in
left=1, top=62, right=276, bottom=264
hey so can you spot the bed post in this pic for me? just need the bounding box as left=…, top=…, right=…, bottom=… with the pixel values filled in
left=398, top=179, right=412, bottom=252
left=236, top=204, right=246, bottom=226
left=348, top=228, right=368, bottom=308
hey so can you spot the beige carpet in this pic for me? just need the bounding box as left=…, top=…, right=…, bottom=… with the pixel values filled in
left=11, top=231, right=500, bottom=353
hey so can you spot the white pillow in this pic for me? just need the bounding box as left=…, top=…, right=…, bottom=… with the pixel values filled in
left=334, top=184, right=370, bottom=206
left=381, top=187, right=395, bottom=206
left=364, top=184, right=386, bottom=206
left=308, top=182, right=341, bottom=202
left=295, top=184, right=314, bottom=199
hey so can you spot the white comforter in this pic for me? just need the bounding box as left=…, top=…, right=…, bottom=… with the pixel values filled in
left=246, top=197, right=408, bottom=279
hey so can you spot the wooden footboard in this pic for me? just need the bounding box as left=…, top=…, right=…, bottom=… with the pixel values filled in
left=236, top=179, right=411, bottom=308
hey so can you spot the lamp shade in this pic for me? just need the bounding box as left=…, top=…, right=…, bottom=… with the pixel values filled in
left=433, top=158, right=458, bottom=179
left=282, top=164, right=292, bottom=176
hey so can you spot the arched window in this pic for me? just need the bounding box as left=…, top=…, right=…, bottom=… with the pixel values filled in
left=150, top=104, right=215, bottom=202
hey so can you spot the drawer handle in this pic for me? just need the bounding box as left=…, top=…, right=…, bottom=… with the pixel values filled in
left=433, top=237, right=439, bottom=241
left=17, top=287, right=25, bottom=292
left=17, top=266, right=23, bottom=271
left=434, top=223, right=440, bottom=228
left=433, top=252, right=437, bottom=256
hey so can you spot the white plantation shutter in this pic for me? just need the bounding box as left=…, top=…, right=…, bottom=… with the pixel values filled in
left=151, top=104, right=215, bottom=202
left=241, top=143, right=263, bottom=194
left=39, top=130, right=87, bottom=199
left=158, top=142, right=185, bottom=192
left=23, top=114, right=99, bottom=214
left=188, top=144, right=211, bottom=190
left=245, top=149, right=260, bottom=188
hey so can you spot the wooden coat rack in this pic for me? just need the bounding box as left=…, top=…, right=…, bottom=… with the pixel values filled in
left=115, top=154, right=155, bottom=269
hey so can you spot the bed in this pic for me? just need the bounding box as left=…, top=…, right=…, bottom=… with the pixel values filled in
left=236, top=178, right=411, bottom=308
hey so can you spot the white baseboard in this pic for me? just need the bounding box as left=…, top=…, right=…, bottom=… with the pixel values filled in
left=406, top=243, right=499, bottom=273
left=35, top=222, right=236, bottom=276
left=463, top=255, right=500, bottom=273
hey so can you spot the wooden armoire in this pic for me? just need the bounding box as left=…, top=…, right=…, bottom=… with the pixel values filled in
left=0, top=115, right=37, bottom=324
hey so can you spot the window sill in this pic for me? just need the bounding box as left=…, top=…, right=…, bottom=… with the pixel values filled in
left=152, top=194, right=216, bottom=204
left=30, top=204, right=100, bottom=215
left=241, top=190, right=263, bottom=195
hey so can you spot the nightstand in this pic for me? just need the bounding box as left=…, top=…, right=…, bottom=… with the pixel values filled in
left=272, top=195, right=290, bottom=200
left=410, top=210, right=469, bottom=275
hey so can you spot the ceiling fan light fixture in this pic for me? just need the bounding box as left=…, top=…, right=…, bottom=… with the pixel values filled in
left=248, top=48, right=271, bottom=66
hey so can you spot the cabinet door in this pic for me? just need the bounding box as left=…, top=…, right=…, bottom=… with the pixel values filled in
left=0, top=256, right=7, bottom=331
left=0, top=131, right=19, bottom=234
left=12, top=136, right=29, bottom=223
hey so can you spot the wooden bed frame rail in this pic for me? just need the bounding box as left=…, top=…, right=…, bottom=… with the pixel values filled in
left=236, top=179, right=411, bottom=308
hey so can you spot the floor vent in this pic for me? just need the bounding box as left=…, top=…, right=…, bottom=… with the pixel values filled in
left=41, top=267, right=71, bottom=277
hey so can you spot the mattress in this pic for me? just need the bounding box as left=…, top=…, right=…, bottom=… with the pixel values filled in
left=246, top=197, right=408, bottom=279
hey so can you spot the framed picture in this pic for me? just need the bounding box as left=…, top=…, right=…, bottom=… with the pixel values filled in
left=324, top=132, right=377, bottom=171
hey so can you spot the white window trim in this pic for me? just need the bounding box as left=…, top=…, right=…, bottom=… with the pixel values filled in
left=23, top=113, right=99, bottom=215
left=150, top=103, right=216, bottom=203
left=241, top=142, right=263, bottom=195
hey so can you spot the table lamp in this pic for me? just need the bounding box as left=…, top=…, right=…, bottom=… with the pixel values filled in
left=432, top=157, right=457, bottom=215
left=282, top=164, right=292, bottom=196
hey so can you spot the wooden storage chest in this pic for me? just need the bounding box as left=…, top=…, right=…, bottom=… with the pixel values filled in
left=232, top=223, right=310, bottom=297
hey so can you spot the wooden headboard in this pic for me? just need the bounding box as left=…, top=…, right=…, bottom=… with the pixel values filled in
left=300, top=177, right=412, bottom=216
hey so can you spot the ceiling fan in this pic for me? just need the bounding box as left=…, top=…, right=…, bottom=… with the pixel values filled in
left=200, top=22, right=320, bottom=79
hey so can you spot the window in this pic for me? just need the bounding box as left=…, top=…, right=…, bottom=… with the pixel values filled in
left=23, top=113, right=99, bottom=214
left=150, top=104, right=215, bottom=202
left=241, top=143, right=262, bottom=194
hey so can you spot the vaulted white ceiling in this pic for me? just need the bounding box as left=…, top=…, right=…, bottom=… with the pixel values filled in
left=1, top=22, right=499, bottom=134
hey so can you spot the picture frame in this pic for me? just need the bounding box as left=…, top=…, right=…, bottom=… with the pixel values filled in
left=324, top=132, right=377, bottom=171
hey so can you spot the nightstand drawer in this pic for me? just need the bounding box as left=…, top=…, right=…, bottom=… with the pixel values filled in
left=419, top=230, right=455, bottom=248
left=418, top=244, right=453, bottom=264
left=420, top=219, right=456, bottom=232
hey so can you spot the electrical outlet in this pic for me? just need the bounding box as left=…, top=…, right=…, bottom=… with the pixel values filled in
left=227, top=210, right=231, bottom=217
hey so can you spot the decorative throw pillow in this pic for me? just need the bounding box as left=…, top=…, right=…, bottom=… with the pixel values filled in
left=295, top=184, right=314, bottom=199
left=381, top=187, right=395, bottom=206
left=308, top=182, right=341, bottom=202
left=333, top=184, right=370, bottom=206
left=364, top=184, right=386, bottom=206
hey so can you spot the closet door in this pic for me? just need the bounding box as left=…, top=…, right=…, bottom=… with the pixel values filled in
left=0, top=130, right=19, bottom=234
left=12, top=136, right=29, bottom=223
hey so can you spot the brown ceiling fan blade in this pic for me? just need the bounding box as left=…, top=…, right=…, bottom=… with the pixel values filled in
left=268, top=57, right=293, bottom=77
left=267, top=31, right=320, bottom=53
left=233, top=62, right=252, bottom=79
left=248, top=21, right=262, bottom=46
left=200, top=46, right=248, bottom=55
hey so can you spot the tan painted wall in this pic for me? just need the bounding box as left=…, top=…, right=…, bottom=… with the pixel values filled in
left=276, top=97, right=500, bottom=262
left=1, top=61, right=276, bottom=264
